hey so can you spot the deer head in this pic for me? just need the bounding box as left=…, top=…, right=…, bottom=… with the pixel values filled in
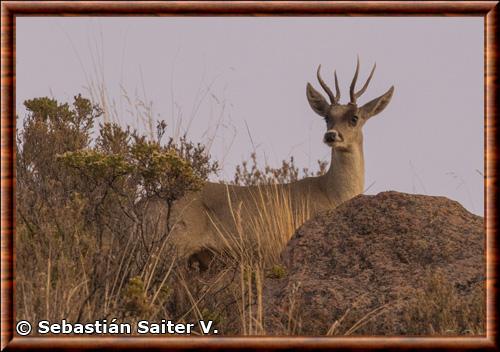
left=306, top=58, right=394, bottom=152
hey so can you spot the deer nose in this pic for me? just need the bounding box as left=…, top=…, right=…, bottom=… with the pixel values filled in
left=324, top=131, right=338, bottom=143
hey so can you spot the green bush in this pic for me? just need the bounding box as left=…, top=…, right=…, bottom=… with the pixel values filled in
left=16, top=94, right=218, bottom=324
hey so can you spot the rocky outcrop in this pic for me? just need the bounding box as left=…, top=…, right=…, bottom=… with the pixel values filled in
left=264, top=191, right=485, bottom=335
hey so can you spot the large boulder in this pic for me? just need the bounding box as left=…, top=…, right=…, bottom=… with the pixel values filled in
left=264, top=191, right=485, bottom=335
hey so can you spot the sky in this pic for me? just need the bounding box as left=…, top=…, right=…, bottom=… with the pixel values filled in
left=16, top=17, right=484, bottom=215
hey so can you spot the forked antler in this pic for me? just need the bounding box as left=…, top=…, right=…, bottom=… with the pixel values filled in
left=349, top=57, right=376, bottom=105
left=317, top=65, right=341, bottom=105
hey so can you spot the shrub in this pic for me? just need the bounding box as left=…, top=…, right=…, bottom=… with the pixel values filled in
left=232, top=152, right=327, bottom=186
left=16, top=95, right=218, bottom=325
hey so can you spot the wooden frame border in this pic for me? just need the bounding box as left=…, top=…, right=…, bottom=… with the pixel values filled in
left=1, top=1, right=498, bottom=351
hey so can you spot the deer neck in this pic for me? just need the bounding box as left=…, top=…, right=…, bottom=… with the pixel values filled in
left=323, top=142, right=365, bottom=207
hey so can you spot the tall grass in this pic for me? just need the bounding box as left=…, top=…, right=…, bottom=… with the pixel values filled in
left=205, top=184, right=311, bottom=334
left=15, top=95, right=485, bottom=335
left=16, top=49, right=483, bottom=334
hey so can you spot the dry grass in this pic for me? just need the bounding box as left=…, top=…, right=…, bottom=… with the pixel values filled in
left=15, top=91, right=484, bottom=336
left=15, top=112, right=485, bottom=335
left=204, top=184, right=311, bottom=334
left=400, top=270, right=485, bottom=335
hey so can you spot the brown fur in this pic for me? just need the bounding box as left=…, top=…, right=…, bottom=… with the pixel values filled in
left=153, top=60, right=394, bottom=267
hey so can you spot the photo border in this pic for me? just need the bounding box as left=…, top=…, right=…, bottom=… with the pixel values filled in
left=1, top=1, right=498, bottom=350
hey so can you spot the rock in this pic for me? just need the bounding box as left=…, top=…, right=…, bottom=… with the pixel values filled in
left=264, top=191, right=485, bottom=335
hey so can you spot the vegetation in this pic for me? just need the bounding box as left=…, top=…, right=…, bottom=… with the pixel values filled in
left=15, top=94, right=484, bottom=336
left=16, top=95, right=217, bottom=326
left=401, top=270, right=485, bottom=335
left=232, top=152, right=327, bottom=186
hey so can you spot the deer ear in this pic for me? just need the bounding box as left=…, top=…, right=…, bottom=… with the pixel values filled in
left=306, top=83, right=330, bottom=117
left=359, top=86, right=394, bottom=120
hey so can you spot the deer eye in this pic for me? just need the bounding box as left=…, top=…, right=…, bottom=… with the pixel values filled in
left=350, top=115, right=359, bottom=126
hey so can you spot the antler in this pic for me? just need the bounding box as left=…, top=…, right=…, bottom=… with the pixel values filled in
left=349, top=57, right=376, bottom=105
left=317, top=65, right=340, bottom=105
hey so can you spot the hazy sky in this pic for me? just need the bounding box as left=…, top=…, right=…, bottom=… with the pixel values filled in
left=16, top=17, right=484, bottom=215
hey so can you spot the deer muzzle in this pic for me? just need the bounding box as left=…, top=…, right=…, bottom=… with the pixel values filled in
left=324, top=130, right=339, bottom=144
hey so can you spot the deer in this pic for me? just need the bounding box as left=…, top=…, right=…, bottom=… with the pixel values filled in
left=145, top=58, right=394, bottom=270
